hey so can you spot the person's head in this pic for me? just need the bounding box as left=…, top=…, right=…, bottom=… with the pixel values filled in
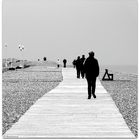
left=82, top=55, right=85, bottom=58
left=89, top=51, right=94, bottom=57
left=77, top=56, right=80, bottom=59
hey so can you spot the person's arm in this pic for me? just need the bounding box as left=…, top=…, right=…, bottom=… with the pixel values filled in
left=96, top=60, right=100, bottom=77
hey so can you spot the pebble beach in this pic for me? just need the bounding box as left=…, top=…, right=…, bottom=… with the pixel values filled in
left=2, top=65, right=63, bottom=134
left=99, top=68, right=138, bottom=137
left=2, top=64, right=138, bottom=138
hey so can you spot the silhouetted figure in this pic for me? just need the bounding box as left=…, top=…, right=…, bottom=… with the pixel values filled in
left=84, top=51, right=99, bottom=99
left=75, top=56, right=82, bottom=78
left=57, top=59, right=60, bottom=68
left=63, top=59, right=67, bottom=68
left=102, top=69, right=113, bottom=81
left=43, top=57, right=47, bottom=61
left=72, top=59, right=76, bottom=68
left=80, top=55, right=86, bottom=78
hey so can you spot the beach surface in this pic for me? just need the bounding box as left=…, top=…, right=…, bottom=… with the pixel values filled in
left=2, top=63, right=137, bottom=137
left=2, top=65, right=63, bottom=134
left=3, top=68, right=134, bottom=138
left=99, top=68, right=138, bottom=137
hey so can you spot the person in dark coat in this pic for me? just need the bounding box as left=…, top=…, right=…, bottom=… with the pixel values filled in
left=75, top=56, right=82, bottom=78
left=84, top=51, right=99, bottom=99
left=80, top=55, right=86, bottom=78
left=72, top=59, right=76, bottom=68
left=63, top=59, right=67, bottom=68
left=57, top=59, right=60, bottom=68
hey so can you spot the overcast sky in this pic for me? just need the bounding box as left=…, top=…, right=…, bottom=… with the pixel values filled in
left=2, top=0, right=138, bottom=65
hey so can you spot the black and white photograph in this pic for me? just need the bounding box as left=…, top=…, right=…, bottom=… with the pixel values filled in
left=2, top=0, right=138, bottom=138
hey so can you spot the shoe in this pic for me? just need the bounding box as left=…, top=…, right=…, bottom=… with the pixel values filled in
left=93, top=94, right=96, bottom=98
left=88, top=97, right=91, bottom=99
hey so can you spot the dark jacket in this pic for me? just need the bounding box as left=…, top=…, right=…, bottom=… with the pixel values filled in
left=84, top=56, right=99, bottom=79
left=75, top=58, right=82, bottom=69
left=80, top=57, right=85, bottom=67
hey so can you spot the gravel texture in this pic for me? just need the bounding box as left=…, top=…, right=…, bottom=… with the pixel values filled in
left=2, top=66, right=63, bottom=134
left=99, top=68, right=138, bottom=137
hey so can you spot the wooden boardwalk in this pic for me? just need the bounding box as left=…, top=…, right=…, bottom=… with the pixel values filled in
left=3, top=68, right=135, bottom=138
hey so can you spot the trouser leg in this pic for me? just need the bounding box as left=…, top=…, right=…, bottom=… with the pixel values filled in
left=91, top=78, right=96, bottom=98
left=87, top=79, right=92, bottom=98
left=77, top=69, right=80, bottom=78
left=81, top=70, right=84, bottom=78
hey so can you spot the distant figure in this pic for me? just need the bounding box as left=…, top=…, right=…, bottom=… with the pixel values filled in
left=75, top=56, right=82, bottom=78
left=84, top=51, right=99, bottom=99
left=57, top=59, right=60, bottom=68
left=72, top=59, right=76, bottom=68
left=43, top=57, right=47, bottom=61
left=63, top=59, right=67, bottom=68
left=80, top=55, right=86, bottom=78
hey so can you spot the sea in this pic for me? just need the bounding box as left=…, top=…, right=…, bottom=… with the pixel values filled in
left=101, top=65, right=138, bottom=75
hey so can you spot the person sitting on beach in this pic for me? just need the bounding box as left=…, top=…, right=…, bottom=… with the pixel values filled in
left=84, top=51, right=99, bottom=99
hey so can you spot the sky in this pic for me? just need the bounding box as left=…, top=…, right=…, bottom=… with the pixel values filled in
left=2, top=0, right=138, bottom=65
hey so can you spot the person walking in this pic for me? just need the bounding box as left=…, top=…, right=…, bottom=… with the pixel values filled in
left=57, top=59, right=60, bottom=68
left=75, top=56, right=82, bottom=78
left=72, top=59, right=76, bottom=68
left=84, top=51, right=99, bottom=99
left=80, top=55, right=86, bottom=78
left=63, top=59, right=67, bottom=68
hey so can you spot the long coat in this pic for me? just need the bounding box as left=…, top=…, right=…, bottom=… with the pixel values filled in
left=75, top=58, right=82, bottom=70
left=84, top=56, right=99, bottom=79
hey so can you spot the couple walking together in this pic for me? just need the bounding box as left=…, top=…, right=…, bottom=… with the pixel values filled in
left=76, top=51, right=99, bottom=99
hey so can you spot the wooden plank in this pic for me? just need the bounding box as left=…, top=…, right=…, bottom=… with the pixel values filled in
left=3, top=68, right=135, bottom=138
